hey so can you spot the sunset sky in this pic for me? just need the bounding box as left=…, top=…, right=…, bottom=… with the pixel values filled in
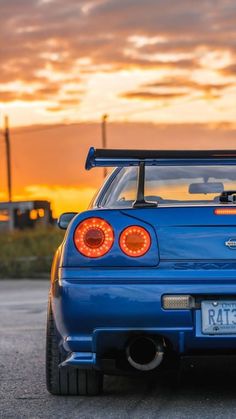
left=0, top=0, right=236, bottom=216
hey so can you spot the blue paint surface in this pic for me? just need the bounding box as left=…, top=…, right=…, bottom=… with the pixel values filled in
left=50, top=154, right=236, bottom=371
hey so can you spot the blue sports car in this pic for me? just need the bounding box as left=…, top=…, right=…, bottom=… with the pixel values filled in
left=46, top=147, right=236, bottom=395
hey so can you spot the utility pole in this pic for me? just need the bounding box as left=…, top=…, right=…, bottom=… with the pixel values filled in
left=101, top=114, right=108, bottom=178
left=4, top=116, right=12, bottom=202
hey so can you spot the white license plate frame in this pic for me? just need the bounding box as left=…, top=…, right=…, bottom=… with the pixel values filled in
left=201, top=300, right=236, bottom=335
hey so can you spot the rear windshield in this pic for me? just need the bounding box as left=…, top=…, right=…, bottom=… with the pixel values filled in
left=101, top=165, right=236, bottom=208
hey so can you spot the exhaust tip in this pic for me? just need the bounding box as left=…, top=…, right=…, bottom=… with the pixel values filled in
left=126, top=336, right=164, bottom=371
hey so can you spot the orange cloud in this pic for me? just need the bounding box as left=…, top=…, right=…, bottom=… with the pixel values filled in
left=0, top=0, right=236, bottom=125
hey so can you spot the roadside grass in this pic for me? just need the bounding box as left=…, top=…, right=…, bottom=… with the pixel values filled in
left=0, top=227, right=65, bottom=278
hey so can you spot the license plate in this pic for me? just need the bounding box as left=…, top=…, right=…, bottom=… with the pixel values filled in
left=201, top=300, right=236, bottom=334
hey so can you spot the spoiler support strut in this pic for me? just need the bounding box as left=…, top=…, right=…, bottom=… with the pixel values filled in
left=133, top=162, right=157, bottom=208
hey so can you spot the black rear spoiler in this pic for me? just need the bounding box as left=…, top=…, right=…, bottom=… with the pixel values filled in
left=85, top=147, right=236, bottom=170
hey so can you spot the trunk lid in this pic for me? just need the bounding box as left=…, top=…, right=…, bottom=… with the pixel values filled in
left=122, top=206, right=236, bottom=261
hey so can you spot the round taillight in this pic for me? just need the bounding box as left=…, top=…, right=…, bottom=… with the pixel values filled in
left=119, top=226, right=151, bottom=257
left=74, top=217, right=114, bottom=258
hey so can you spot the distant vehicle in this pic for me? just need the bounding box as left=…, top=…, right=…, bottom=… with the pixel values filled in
left=0, top=200, right=53, bottom=231
left=46, top=147, right=236, bottom=395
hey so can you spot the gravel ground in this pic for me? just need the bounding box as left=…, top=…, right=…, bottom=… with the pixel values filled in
left=1, top=280, right=236, bottom=419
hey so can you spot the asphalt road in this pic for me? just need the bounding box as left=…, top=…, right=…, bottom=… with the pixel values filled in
left=1, top=280, right=236, bottom=419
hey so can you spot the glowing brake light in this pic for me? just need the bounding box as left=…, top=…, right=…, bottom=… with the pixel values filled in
left=214, top=208, right=236, bottom=215
left=74, top=217, right=114, bottom=258
left=119, top=226, right=151, bottom=257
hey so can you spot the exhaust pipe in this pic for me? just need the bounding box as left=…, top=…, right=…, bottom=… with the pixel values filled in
left=126, top=336, right=164, bottom=371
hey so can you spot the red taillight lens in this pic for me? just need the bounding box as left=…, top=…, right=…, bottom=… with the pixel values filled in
left=119, top=226, right=151, bottom=257
left=74, top=217, right=114, bottom=258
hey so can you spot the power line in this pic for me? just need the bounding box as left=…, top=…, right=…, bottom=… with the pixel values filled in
left=2, top=105, right=167, bottom=137
left=0, top=101, right=182, bottom=138
left=11, top=123, right=68, bottom=136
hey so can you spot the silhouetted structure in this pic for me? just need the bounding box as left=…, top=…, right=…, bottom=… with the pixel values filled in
left=0, top=200, right=54, bottom=231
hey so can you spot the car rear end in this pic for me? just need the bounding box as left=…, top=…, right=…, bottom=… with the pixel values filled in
left=47, top=148, right=236, bottom=395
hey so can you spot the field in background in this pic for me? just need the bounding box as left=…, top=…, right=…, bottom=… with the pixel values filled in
left=0, top=227, right=64, bottom=278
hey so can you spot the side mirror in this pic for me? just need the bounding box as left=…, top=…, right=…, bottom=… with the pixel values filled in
left=57, top=212, right=77, bottom=230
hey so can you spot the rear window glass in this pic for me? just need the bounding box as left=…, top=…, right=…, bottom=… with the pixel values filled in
left=101, top=165, right=236, bottom=208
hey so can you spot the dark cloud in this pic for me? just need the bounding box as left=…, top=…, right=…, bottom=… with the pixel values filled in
left=145, top=78, right=232, bottom=91
left=121, top=76, right=233, bottom=103
left=0, top=84, right=60, bottom=103
left=0, top=84, right=81, bottom=105
left=122, top=91, right=187, bottom=101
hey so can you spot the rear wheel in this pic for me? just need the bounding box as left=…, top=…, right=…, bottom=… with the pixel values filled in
left=46, top=300, right=103, bottom=395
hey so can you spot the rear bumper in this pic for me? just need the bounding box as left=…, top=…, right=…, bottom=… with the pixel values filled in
left=52, top=265, right=236, bottom=369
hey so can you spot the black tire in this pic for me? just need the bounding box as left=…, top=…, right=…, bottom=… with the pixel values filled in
left=46, top=299, right=103, bottom=396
